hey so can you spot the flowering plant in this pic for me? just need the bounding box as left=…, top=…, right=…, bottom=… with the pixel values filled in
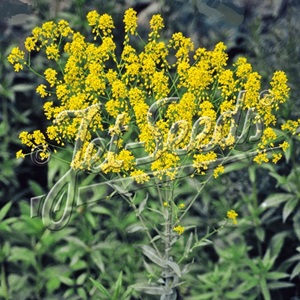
left=8, top=7, right=298, bottom=298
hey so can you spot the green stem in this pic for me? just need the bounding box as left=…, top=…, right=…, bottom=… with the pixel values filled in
left=117, top=175, right=163, bottom=258
left=164, top=181, right=173, bottom=292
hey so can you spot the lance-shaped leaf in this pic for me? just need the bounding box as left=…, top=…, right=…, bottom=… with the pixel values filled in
left=138, top=194, right=148, bottom=215
left=131, top=283, right=172, bottom=295
left=138, top=245, right=165, bottom=268
left=166, top=260, right=181, bottom=278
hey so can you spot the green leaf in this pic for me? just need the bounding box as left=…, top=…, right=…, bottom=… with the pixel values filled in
left=85, top=211, right=97, bottom=228
left=46, top=277, right=61, bottom=294
left=90, top=206, right=112, bottom=216
left=268, top=281, right=294, bottom=289
left=269, top=232, right=287, bottom=258
left=64, top=236, right=89, bottom=251
left=120, top=287, right=134, bottom=300
left=0, top=201, right=12, bottom=221
left=261, top=193, right=294, bottom=209
left=293, top=211, right=300, bottom=241
left=283, top=197, right=299, bottom=222
left=78, top=287, right=88, bottom=299
left=138, top=194, right=148, bottom=215
left=12, top=83, right=35, bottom=92
left=8, top=247, right=37, bottom=267
left=255, top=227, right=265, bottom=242
left=184, top=232, right=193, bottom=256
left=89, top=278, right=110, bottom=298
left=76, top=273, right=87, bottom=285
left=126, top=224, right=145, bottom=233
left=290, top=261, right=300, bottom=279
left=59, top=275, right=74, bottom=286
left=248, top=165, right=256, bottom=183
left=166, top=260, right=181, bottom=278
left=139, top=245, right=165, bottom=268
left=260, top=278, right=271, bottom=300
left=112, top=271, right=123, bottom=300
left=143, top=260, right=155, bottom=277
left=131, top=283, right=168, bottom=295
left=266, top=272, right=289, bottom=280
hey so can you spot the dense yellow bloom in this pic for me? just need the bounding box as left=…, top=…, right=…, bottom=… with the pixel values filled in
left=210, top=42, right=228, bottom=73
left=98, top=14, right=115, bottom=36
left=227, top=210, right=238, bottom=225
left=16, top=150, right=25, bottom=159
left=281, top=120, right=300, bottom=135
left=46, top=44, right=60, bottom=60
left=173, top=225, right=185, bottom=235
left=24, top=37, right=37, bottom=52
left=272, top=153, right=282, bottom=163
left=36, top=84, right=49, bottom=98
left=149, top=14, right=164, bottom=39
left=270, top=71, right=289, bottom=106
left=131, top=169, right=150, bottom=184
left=193, top=151, right=217, bottom=175
left=253, top=152, right=269, bottom=164
left=7, top=47, right=25, bottom=71
left=279, top=141, right=290, bottom=152
left=9, top=8, right=295, bottom=185
left=44, top=68, right=57, bottom=87
left=234, top=57, right=252, bottom=80
left=243, top=72, right=261, bottom=109
left=213, top=165, right=225, bottom=178
left=123, top=8, right=138, bottom=35
left=259, top=127, right=277, bottom=148
left=86, top=10, right=99, bottom=26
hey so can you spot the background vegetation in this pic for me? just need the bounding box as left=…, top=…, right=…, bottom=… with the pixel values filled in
left=1, top=0, right=299, bottom=299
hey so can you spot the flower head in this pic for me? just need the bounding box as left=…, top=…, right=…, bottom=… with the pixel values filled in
left=173, top=225, right=185, bottom=235
left=124, top=8, right=138, bottom=35
left=227, top=210, right=238, bottom=225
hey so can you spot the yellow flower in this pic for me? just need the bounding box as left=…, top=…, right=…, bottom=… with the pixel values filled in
left=86, top=10, right=99, bottom=26
left=24, top=36, right=37, bottom=52
left=173, top=225, right=185, bottom=235
left=213, top=165, right=225, bottom=178
left=193, top=151, right=217, bottom=174
left=123, top=8, right=138, bottom=35
left=227, top=210, right=238, bottom=225
left=98, top=13, right=115, bottom=36
left=36, top=84, right=49, bottom=98
left=149, top=14, right=164, bottom=38
left=272, top=153, right=282, bottom=163
left=44, top=68, right=57, bottom=87
left=58, top=20, right=73, bottom=37
left=16, top=150, right=25, bottom=159
left=46, top=44, right=60, bottom=60
left=14, top=63, right=23, bottom=72
left=279, top=141, right=290, bottom=152
left=253, top=152, right=269, bottom=164
left=7, top=47, right=25, bottom=71
left=178, top=203, right=185, bottom=209
left=130, top=169, right=150, bottom=184
left=270, top=70, right=289, bottom=105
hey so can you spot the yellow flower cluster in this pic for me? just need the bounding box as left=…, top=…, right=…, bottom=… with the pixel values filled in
left=227, top=210, right=238, bottom=225
left=10, top=8, right=296, bottom=181
left=173, top=225, right=185, bottom=235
